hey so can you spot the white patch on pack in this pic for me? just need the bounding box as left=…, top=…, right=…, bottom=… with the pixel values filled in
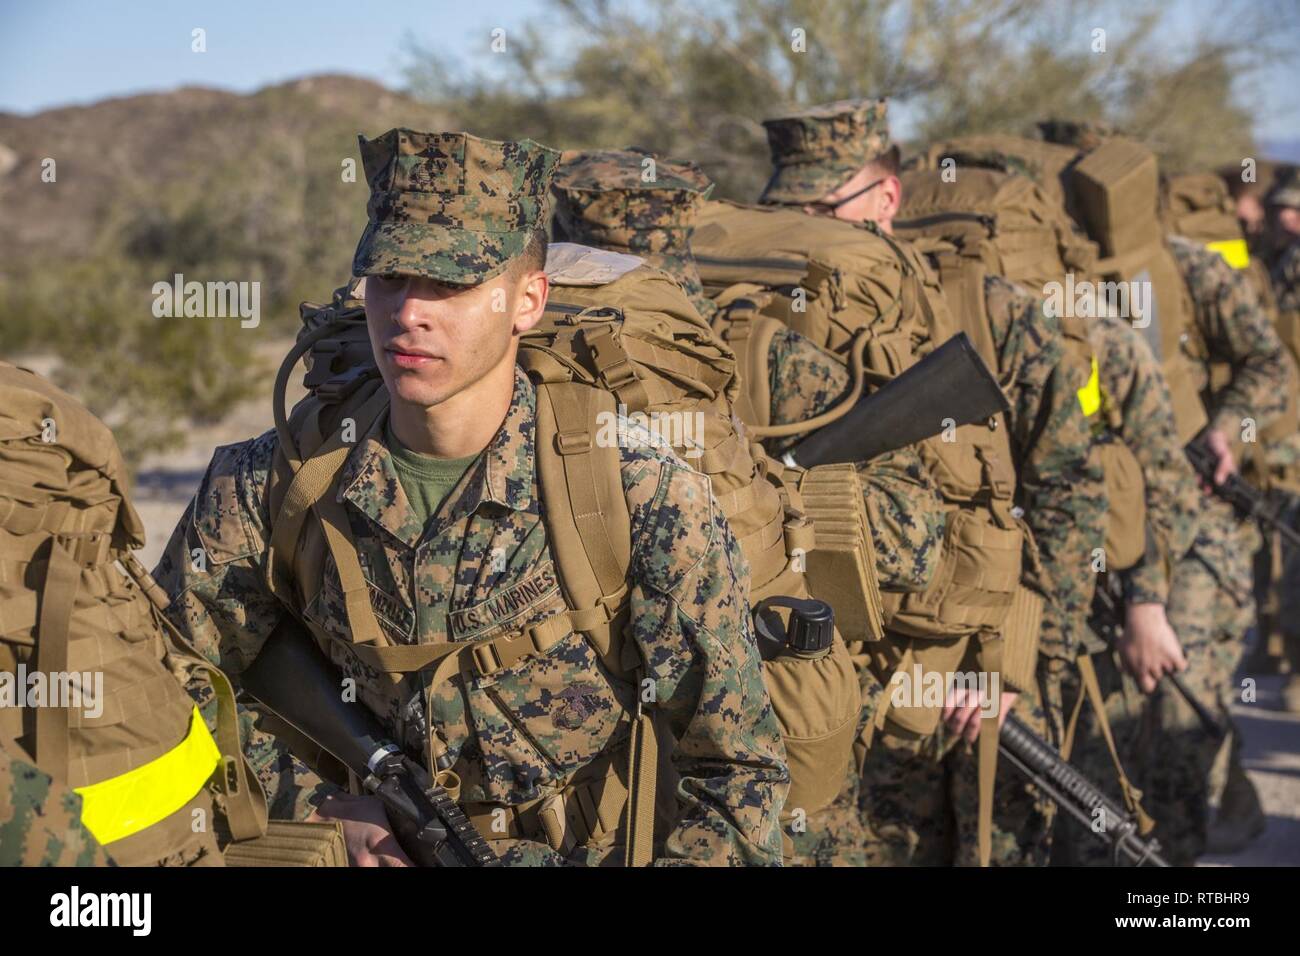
left=545, top=243, right=644, bottom=286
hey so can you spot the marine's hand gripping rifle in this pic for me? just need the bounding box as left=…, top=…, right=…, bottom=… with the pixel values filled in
left=785, top=331, right=1011, bottom=468
left=1186, top=431, right=1300, bottom=548
left=1090, top=581, right=1225, bottom=740
left=241, top=619, right=499, bottom=866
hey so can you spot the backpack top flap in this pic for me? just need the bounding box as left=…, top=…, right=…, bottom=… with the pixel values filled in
left=1161, top=173, right=1244, bottom=245
left=0, top=361, right=145, bottom=550
left=897, top=167, right=1099, bottom=290
left=910, top=134, right=1082, bottom=211
left=528, top=247, right=741, bottom=417
left=692, top=199, right=910, bottom=352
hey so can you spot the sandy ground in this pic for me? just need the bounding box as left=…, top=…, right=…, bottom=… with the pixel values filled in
left=31, top=342, right=1300, bottom=867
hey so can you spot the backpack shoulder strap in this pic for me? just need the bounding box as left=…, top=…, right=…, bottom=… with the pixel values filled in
left=533, top=378, right=664, bottom=867
left=933, top=251, right=1000, bottom=374
left=264, top=325, right=390, bottom=645
left=533, top=380, right=632, bottom=640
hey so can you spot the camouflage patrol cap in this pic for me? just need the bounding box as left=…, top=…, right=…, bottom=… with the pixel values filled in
left=1265, top=167, right=1300, bottom=211
left=759, top=98, right=891, bottom=205
left=552, top=147, right=715, bottom=309
left=352, top=128, right=561, bottom=285
left=1036, top=118, right=1119, bottom=153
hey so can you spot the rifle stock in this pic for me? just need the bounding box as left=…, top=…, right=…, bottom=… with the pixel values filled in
left=787, top=331, right=1010, bottom=467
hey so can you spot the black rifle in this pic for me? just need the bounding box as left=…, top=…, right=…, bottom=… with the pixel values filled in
left=1090, top=582, right=1226, bottom=740
left=241, top=618, right=499, bottom=867
left=999, top=714, right=1169, bottom=867
left=786, top=331, right=1011, bottom=467
left=1186, top=432, right=1300, bottom=548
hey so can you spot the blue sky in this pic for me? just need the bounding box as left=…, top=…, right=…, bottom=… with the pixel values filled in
left=0, top=0, right=547, bottom=109
left=1, top=0, right=1295, bottom=145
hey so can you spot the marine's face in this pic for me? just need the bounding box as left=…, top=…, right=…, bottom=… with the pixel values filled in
left=807, top=163, right=901, bottom=231
left=364, top=266, right=546, bottom=409
left=1236, top=194, right=1265, bottom=235
left=1276, top=206, right=1300, bottom=239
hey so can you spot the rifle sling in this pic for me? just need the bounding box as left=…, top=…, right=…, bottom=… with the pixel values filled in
left=1062, top=653, right=1155, bottom=836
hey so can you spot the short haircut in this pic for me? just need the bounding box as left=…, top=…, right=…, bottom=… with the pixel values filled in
left=508, top=226, right=549, bottom=280
left=867, top=144, right=901, bottom=178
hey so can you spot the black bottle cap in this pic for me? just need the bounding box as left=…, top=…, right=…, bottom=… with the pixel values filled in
left=753, top=596, right=835, bottom=653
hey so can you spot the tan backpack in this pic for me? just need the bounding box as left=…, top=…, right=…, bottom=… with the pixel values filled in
left=693, top=203, right=1048, bottom=865
left=1063, top=139, right=1213, bottom=446
left=265, top=244, right=870, bottom=860
left=914, top=135, right=1211, bottom=446
left=0, top=361, right=269, bottom=866
left=692, top=200, right=1030, bottom=649
left=910, top=134, right=1083, bottom=217
left=1161, top=174, right=1262, bottom=284
left=896, top=166, right=1147, bottom=572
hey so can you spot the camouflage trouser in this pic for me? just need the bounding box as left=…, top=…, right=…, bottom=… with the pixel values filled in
left=784, top=760, right=871, bottom=866
left=856, top=652, right=1064, bottom=866
left=857, top=724, right=947, bottom=865
left=1253, top=507, right=1300, bottom=673
left=1136, top=525, right=1255, bottom=865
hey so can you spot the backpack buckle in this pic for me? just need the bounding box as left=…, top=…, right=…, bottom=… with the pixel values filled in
left=584, top=329, right=637, bottom=393
left=470, top=642, right=500, bottom=677
left=555, top=430, right=592, bottom=456
left=54, top=530, right=111, bottom=567
left=316, top=365, right=377, bottom=403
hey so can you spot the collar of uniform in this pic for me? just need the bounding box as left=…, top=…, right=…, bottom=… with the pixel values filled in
left=335, top=366, right=538, bottom=548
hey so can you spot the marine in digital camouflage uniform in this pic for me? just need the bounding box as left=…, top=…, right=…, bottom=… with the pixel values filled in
left=1051, top=311, right=1205, bottom=865
left=550, top=146, right=945, bottom=865
left=944, top=274, right=1106, bottom=866
left=759, top=98, right=1105, bottom=866
left=1265, top=171, right=1300, bottom=715
left=1135, top=233, right=1292, bottom=863
left=155, top=129, right=789, bottom=867
left=0, top=739, right=112, bottom=866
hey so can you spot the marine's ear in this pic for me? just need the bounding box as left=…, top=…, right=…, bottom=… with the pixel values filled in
left=512, top=268, right=550, bottom=336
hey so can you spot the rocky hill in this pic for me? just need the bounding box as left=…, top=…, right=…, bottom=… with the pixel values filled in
left=0, top=74, right=450, bottom=276
left=0, top=75, right=450, bottom=466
